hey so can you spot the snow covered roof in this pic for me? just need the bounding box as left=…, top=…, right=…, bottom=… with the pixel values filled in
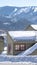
left=8, top=31, right=36, bottom=42
left=0, top=30, right=6, bottom=37
left=17, top=43, right=37, bottom=56
left=31, top=25, right=37, bottom=30
left=0, top=34, right=6, bottom=37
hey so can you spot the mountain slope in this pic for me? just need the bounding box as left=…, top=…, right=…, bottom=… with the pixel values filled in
left=0, top=6, right=37, bottom=30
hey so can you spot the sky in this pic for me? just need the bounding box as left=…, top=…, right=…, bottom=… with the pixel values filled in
left=0, top=0, right=37, bottom=7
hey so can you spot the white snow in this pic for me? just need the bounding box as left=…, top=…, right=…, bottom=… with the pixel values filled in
left=4, top=47, right=7, bottom=51
left=9, top=8, right=17, bottom=17
left=0, top=33, right=6, bottom=37
left=31, top=24, right=37, bottom=30
left=19, top=8, right=31, bottom=13
left=14, top=8, right=17, bottom=12
left=14, top=7, right=31, bottom=16
left=8, top=31, right=35, bottom=38
left=3, top=22, right=10, bottom=25
left=1, top=51, right=7, bottom=55
left=1, top=47, right=7, bottom=55
left=34, top=7, right=37, bottom=12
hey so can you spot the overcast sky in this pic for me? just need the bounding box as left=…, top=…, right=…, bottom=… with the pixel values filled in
left=0, top=0, right=37, bottom=7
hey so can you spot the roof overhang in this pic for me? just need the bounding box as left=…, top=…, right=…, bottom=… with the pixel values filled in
left=8, top=31, right=36, bottom=42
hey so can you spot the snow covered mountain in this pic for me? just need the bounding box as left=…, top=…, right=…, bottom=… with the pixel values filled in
left=10, top=6, right=37, bottom=24
left=0, top=6, right=37, bottom=30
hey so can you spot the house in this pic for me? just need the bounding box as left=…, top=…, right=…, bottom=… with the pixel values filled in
left=7, top=31, right=36, bottom=55
left=0, top=30, right=6, bottom=54
left=0, top=35, right=4, bottom=53
left=25, top=24, right=37, bottom=31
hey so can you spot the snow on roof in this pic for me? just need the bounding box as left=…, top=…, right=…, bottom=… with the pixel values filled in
left=0, top=34, right=6, bottom=37
left=8, top=31, right=35, bottom=37
left=0, top=30, right=6, bottom=37
left=17, top=43, right=37, bottom=56
left=31, top=25, right=37, bottom=30
left=8, top=31, right=36, bottom=41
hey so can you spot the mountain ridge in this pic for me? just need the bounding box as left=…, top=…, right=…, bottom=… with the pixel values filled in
left=0, top=6, right=37, bottom=30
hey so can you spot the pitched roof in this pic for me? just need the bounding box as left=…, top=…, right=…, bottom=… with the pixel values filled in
left=31, top=24, right=37, bottom=30
left=8, top=31, right=36, bottom=42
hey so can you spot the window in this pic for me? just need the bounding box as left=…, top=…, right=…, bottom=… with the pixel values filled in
left=20, top=45, right=25, bottom=50
left=15, top=45, right=19, bottom=50
left=15, top=44, right=26, bottom=51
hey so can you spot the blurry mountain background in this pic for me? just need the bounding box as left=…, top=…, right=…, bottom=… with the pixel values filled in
left=0, top=6, right=37, bottom=30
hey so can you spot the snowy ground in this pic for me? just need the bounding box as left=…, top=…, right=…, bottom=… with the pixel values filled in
left=0, top=62, right=37, bottom=65
left=0, top=47, right=37, bottom=63
left=0, top=55, right=37, bottom=63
